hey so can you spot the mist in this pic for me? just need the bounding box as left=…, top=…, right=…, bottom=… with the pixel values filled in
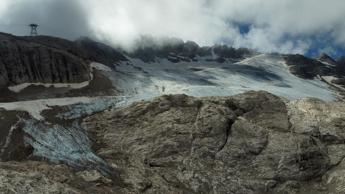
left=0, top=0, right=90, bottom=39
left=0, top=0, right=345, bottom=55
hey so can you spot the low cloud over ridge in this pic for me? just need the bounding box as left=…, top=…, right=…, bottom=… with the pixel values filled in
left=0, top=0, right=344, bottom=55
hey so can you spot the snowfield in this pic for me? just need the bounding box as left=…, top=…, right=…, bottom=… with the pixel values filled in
left=111, top=54, right=336, bottom=102
left=0, top=54, right=339, bottom=120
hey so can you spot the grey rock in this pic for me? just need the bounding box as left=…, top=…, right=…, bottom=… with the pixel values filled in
left=2, top=91, right=345, bottom=193
left=318, top=53, right=338, bottom=66
left=80, top=91, right=344, bottom=193
left=0, top=33, right=127, bottom=89
left=0, top=33, right=89, bottom=87
left=0, top=161, right=127, bottom=194
left=284, top=54, right=335, bottom=79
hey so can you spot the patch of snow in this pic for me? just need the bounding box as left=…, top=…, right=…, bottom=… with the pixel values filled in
left=318, top=60, right=336, bottom=67
left=321, top=76, right=345, bottom=91
left=322, top=76, right=337, bottom=83
left=90, top=62, right=112, bottom=72
left=8, top=62, right=110, bottom=93
left=8, top=81, right=90, bottom=93
left=0, top=97, right=96, bottom=120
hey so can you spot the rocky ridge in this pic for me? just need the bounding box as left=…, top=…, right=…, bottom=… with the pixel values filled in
left=1, top=91, right=343, bottom=193
left=127, top=37, right=253, bottom=63
left=0, top=33, right=88, bottom=88
left=85, top=92, right=345, bottom=193
left=81, top=91, right=345, bottom=193
left=284, top=54, right=345, bottom=89
left=0, top=33, right=126, bottom=89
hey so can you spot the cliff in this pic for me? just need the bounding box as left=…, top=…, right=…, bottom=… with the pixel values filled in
left=0, top=33, right=126, bottom=89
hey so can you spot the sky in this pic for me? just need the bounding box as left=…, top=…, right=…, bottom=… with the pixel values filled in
left=0, top=0, right=344, bottom=57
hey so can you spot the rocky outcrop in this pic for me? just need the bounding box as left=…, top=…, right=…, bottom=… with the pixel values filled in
left=336, top=56, right=345, bottom=77
left=0, top=161, right=124, bottom=194
left=21, top=36, right=127, bottom=66
left=127, top=36, right=252, bottom=63
left=284, top=54, right=345, bottom=89
left=0, top=33, right=127, bottom=89
left=318, top=53, right=338, bottom=66
left=0, top=33, right=90, bottom=87
left=337, top=56, right=345, bottom=67
left=0, top=109, right=31, bottom=161
left=75, top=37, right=127, bottom=65
left=1, top=92, right=345, bottom=193
left=78, top=91, right=345, bottom=194
left=284, top=54, right=335, bottom=79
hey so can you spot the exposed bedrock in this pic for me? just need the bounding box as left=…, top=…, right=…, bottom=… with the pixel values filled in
left=80, top=91, right=345, bottom=193
left=1, top=91, right=345, bottom=193
left=0, top=33, right=127, bottom=89
left=0, top=33, right=89, bottom=87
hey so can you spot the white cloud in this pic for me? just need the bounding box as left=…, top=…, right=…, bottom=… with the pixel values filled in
left=83, top=0, right=345, bottom=53
left=1, top=0, right=345, bottom=54
left=84, top=0, right=228, bottom=50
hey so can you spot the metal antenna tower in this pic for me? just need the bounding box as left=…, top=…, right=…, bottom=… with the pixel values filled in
left=29, top=23, right=39, bottom=36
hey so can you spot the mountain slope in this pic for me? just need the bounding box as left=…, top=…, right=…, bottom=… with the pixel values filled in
left=1, top=92, right=344, bottom=193
left=0, top=33, right=126, bottom=101
left=0, top=33, right=90, bottom=87
left=1, top=33, right=344, bottom=102
left=1, top=34, right=345, bottom=194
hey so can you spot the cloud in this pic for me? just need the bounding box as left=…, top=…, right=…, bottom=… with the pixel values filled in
left=0, top=0, right=90, bottom=39
left=0, top=0, right=345, bottom=55
left=83, top=0, right=228, bottom=50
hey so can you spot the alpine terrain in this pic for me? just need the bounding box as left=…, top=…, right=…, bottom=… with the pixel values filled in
left=1, top=32, right=345, bottom=194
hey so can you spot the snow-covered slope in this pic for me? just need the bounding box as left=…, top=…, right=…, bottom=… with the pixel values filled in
left=110, top=54, right=336, bottom=101
left=0, top=54, right=338, bottom=120
left=1, top=34, right=342, bottom=183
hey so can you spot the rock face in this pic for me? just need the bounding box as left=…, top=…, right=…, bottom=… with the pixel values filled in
left=284, top=54, right=345, bottom=83
left=284, top=54, right=335, bottom=79
left=318, top=53, right=338, bottom=66
left=75, top=37, right=127, bottom=65
left=284, top=54, right=345, bottom=91
left=1, top=91, right=345, bottom=193
left=0, top=33, right=90, bottom=87
left=0, top=161, right=122, bottom=194
left=127, top=36, right=252, bottom=63
left=0, top=33, right=127, bottom=89
left=336, top=56, right=345, bottom=77
left=77, top=91, right=345, bottom=194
